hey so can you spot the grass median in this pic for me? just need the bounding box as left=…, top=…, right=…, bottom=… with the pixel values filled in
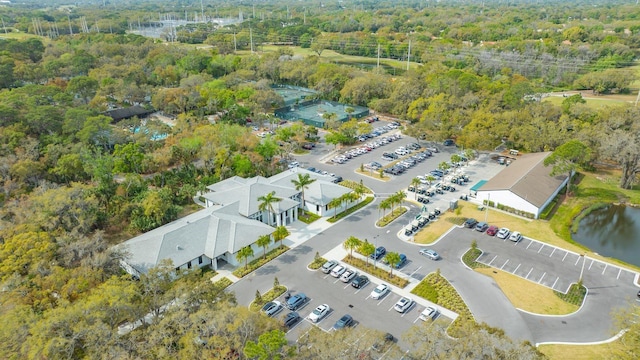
left=233, top=246, right=290, bottom=278
left=376, top=207, right=407, bottom=227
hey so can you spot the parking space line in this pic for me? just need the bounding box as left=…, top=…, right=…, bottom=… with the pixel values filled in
left=500, top=259, right=509, bottom=270
left=562, top=252, right=568, bottom=262
left=537, top=244, right=544, bottom=253
left=602, top=264, right=607, bottom=275
left=377, top=295, right=390, bottom=306
left=409, top=266, right=422, bottom=277
left=549, top=248, right=556, bottom=257
left=333, top=278, right=341, bottom=284
left=538, top=272, right=546, bottom=284
left=617, top=268, right=622, bottom=280
left=513, top=263, right=521, bottom=274
left=525, top=268, right=533, bottom=279
left=488, top=255, right=497, bottom=266
left=551, top=277, right=559, bottom=289
left=343, top=283, right=351, bottom=289
left=575, top=257, right=581, bottom=266
left=589, top=260, right=594, bottom=270
left=526, top=241, right=533, bottom=250
left=388, top=304, right=395, bottom=312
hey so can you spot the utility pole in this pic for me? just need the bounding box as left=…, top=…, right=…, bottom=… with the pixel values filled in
left=2, top=18, right=8, bottom=35
left=250, top=28, right=254, bottom=53
left=579, top=254, right=586, bottom=284
left=68, top=15, right=73, bottom=35
left=233, top=32, right=237, bottom=52
left=377, top=44, right=380, bottom=69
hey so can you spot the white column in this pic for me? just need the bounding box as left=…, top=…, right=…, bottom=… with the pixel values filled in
left=276, top=212, right=282, bottom=226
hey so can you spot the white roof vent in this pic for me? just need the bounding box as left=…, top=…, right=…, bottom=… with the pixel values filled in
left=176, top=245, right=183, bottom=250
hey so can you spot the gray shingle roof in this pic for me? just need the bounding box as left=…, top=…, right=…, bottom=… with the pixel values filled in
left=119, top=202, right=273, bottom=274
left=270, top=168, right=351, bottom=206
left=478, top=152, right=567, bottom=208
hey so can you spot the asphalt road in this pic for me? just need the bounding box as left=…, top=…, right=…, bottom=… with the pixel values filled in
left=228, top=121, right=640, bottom=346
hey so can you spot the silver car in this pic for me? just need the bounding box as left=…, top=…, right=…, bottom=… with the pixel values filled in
left=419, top=248, right=441, bottom=260
left=261, top=300, right=283, bottom=317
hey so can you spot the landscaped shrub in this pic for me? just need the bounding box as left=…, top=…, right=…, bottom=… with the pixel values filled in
left=249, top=285, right=288, bottom=311
left=554, top=282, right=587, bottom=306
left=342, top=256, right=409, bottom=288
left=308, top=256, right=327, bottom=270
left=328, top=196, right=374, bottom=223
left=376, top=207, right=407, bottom=227
left=462, top=248, right=488, bottom=269
left=233, top=246, right=289, bottom=278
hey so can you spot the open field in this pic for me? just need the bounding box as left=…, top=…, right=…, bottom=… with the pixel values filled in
left=539, top=343, right=623, bottom=360
left=543, top=93, right=636, bottom=109
left=242, top=45, right=422, bottom=72
left=475, top=268, right=578, bottom=315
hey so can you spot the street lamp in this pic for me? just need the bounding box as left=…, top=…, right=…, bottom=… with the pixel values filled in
left=373, top=234, right=380, bottom=267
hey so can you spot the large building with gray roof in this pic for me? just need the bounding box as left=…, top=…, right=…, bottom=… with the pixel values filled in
left=474, top=152, right=568, bottom=219
left=119, top=168, right=352, bottom=277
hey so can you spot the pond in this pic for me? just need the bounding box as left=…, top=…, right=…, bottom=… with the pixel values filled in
left=573, top=205, right=640, bottom=267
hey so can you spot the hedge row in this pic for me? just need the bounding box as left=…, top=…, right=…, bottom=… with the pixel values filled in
left=233, top=246, right=290, bottom=278
left=342, top=256, right=409, bottom=288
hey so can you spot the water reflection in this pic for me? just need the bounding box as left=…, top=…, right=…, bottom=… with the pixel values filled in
left=573, top=205, right=640, bottom=267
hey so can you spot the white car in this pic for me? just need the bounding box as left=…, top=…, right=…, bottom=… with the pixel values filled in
left=419, top=306, right=439, bottom=321
left=287, top=161, right=299, bottom=169
left=394, top=297, right=414, bottom=313
left=309, top=304, right=330, bottom=323
left=370, top=283, right=390, bottom=300
left=330, top=265, right=346, bottom=278
left=509, top=231, right=523, bottom=242
left=419, top=249, right=441, bottom=260
left=340, top=269, right=357, bottom=283
left=496, top=227, right=511, bottom=239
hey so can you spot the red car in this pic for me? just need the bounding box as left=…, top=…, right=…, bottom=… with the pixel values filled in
left=486, top=225, right=499, bottom=236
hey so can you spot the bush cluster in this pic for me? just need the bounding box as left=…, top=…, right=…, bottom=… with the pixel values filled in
left=233, top=246, right=290, bottom=278
left=342, top=256, right=409, bottom=288
left=554, top=283, right=587, bottom=306
left=298, top=210, right=320, bottom=224
left=249, top=285, right=288, bottom=312
left=461, top=248, right=488, bottom=269
left=339, top=180, right=373, bottom=193
left=412, top=272, right=475, bottom=336
left=308, top=256, right=327, bottom=270
left=376, top=207, right=407, bottom=227
left=328, top=196, right=374, bottom=223
left=494, top=203, right=535, bottom=219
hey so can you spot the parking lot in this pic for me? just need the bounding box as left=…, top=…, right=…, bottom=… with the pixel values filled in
left=472, top=233, right=639, bottom=293
left=274, top=265, right=449, bottom=346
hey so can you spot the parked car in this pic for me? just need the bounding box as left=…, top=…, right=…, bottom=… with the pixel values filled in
left=321, top=260, right=338, bottom=274
left=464, top=218, right=478, bottom=228
left=370, top=246, right=387, bottom=260
left=509, top=231, right=523, bottom=242
left=443, top=139, right=455, bottom=146
left=340, top=269, right=358, bottom=283
left=333, top=314, right=354, bottom=330
left=486, top=225, right=499, bottom=236
left=370, top=283, right=390, bottom=299
left=496, top=227, right=511, bottom=239
left=351, top=275, right=369, bottom=289
left=371, top=333, right=396, bottom=353
left=283, top=312, right=301, bottom=328
left=419, top=249, right=441, bottom=260
left=309, top=304, right=330, bottom=322
left=475, top=222, right=489, bottom=232
left=394, top=297, right=414, bottom=313
left=331, top=265, right=346, bottom=278
left=286, top=293, right=307, bottom=310
left=261, top=300, right=283, bottom=317
left=419, top=306, right=439, bottom=321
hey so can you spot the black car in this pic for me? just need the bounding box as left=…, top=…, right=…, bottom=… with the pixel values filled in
left=333, top=314, right=354, bottom=330
left=332, top=176, right=343, bottom=183
left=351, top=275, right=369, bottom=288
left=283, top=312, right=301, bottom=329
left=371, top=246, right=387, bottom=260
left=443, top=139, right=455, bottom=146
left=464, top=218, right=478, bottom=228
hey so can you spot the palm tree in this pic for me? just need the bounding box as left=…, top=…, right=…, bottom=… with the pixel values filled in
left=291, top=173, right=316, bottom=214
left=378, top=199, right=391, bottom=221
left=236, top=246, right=254, bottom=269
left=384, top=252, right=401, bottom=277
left=273, top=226, right=289, bottom=248
left=410, top=177, right=421, bottom=200
left=425, top=174, right=436, bottom=185
left=258, top=191, right=282, bottom=226
left=359, top=241, right=375, bottom=266
left=354, top=182, right=367, bottom=200
left=256, top=234, right=272, bottom=259
left=344, top=192, right=359, bottom=210
left=343, top=236, right=362, bottom=258
left=328, top=197, right=342, bottom=218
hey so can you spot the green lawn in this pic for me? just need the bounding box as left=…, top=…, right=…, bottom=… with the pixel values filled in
left=543, top=95, right=632, bottom=109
